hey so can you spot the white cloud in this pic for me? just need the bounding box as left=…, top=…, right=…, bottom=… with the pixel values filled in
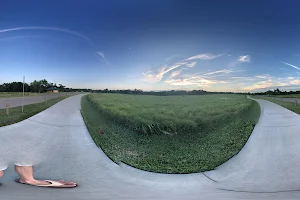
left=0, top=26, right=93, bottom=44
left=184, top=53, right=223, bottom=61
left=203, top=69, right=235, bottom=76
left=186, top=62, right=197, bottom=68
left=169, top=70, right=182, bottom=79
left=238, top=55, right=251, bottom=63
left=97, top=52, right=111, bottom=66
left=280, top=61, right=300, bottom=71
left=142, top=53, right=221, bottom=83
left=290, top=79, right=300, bottom=85
left=255, top=74, right=271, bottom=79
left=239, top=75, right=300, bottom=91
left=165, top=75, right=219, bottom=87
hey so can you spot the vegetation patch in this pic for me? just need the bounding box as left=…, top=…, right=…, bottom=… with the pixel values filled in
left=81, top=94, right=260, bottom=173
left=254, top=96, right=300, bottom=114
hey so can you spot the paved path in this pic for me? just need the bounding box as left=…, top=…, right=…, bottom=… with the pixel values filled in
left=0, top=92, right=76, bottom=109
left=0, top=94, right=299, bottom=199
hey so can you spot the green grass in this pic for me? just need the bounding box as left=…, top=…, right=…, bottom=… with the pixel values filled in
left=0, top=92, right=44, bottom=98
left=254, top=96, right=300, bottom=114
left=0, top=95, right=72, bottom=127
left=81, top=94, right=260, bottom=173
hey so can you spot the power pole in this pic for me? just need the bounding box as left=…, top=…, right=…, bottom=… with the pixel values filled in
left=22, top=76, right=25, bottom=113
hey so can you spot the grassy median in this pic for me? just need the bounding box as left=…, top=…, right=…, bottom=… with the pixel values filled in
left=0, top=92, right=43, bottom=98
left=81, top=94, right=260, bottom=173
left=254, top=96, right=300, bottom=114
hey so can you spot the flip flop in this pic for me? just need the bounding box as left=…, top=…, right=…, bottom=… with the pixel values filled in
left=15, top=179, right=77, bottom=188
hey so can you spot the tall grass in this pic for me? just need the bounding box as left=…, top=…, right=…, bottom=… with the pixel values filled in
left=81, top=94, right=260, bottom=173
left=87, top=94, right=256, bottom=135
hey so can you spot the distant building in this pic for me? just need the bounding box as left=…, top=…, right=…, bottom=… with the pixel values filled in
left=46, top=87, right=59, bottom=93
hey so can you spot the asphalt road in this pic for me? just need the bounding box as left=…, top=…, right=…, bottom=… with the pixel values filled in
left=0, top=92, right=77, bottom=109
left=270, top=97, right=300, bottom=104
left=254, top=95, right=300, bottom=104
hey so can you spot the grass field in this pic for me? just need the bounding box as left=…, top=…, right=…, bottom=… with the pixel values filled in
left=0, top=92, right=44, bottom=98
left=0, top=95, right=72, bottom=127
left=254, top=96, right=300, bottom=114
left=81, top=93, right=260, bottom=173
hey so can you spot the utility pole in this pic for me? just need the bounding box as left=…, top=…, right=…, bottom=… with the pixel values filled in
left=22, top=76, right=25, bottom=113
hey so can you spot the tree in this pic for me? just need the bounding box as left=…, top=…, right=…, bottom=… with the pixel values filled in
left=30, top=80, right=40, bottom=93
left=274, top=88, right=281, bottom=95
left=39, top=79, right=48, bottom=93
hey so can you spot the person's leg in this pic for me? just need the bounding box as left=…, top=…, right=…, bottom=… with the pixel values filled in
left=0, top=166, right=7, bottom=186
left=14, top=165, right=76, bottom=186
left=0, top=170, right=4, bottom=179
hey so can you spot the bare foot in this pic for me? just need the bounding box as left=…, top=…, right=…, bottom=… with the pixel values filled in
left=18, top=179, right=76, bottom=187
left=58, top=180, right=77, bottom=185
left=19, top=179, right=51, bottom=185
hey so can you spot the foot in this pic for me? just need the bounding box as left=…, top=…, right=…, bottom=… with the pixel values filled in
left=18, top=179, right=77, bottom=187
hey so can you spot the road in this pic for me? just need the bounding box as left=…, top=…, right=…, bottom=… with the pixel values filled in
left=255, top=95, right=300, bottom=104
left=0, top=92, right=77, bottom=109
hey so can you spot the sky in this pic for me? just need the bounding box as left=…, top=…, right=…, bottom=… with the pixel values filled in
left=0, top=0, right=300, bottom=92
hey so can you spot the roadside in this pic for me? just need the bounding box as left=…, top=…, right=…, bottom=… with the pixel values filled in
left=0, top=93, right=77, bottom=127
left=253, top=96, right=300, bottom=114
left=0, top=92, right=78, bottom=109
left=0, top=92, right=43, bottom=98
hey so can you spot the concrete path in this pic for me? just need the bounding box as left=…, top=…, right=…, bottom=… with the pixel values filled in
left=0, top=92, right=75, bottom=109
left=0, top=94, right=300, bottom=200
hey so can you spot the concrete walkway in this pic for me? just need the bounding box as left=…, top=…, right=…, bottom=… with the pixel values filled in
left=0, top=94, right=300, bottom=200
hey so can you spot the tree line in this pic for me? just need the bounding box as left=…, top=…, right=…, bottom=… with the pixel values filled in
left=0, top=79, right=67, bottom=93
left=250, top=88, right=300, bottom=96
left=0, top=80, right=299, bottom=96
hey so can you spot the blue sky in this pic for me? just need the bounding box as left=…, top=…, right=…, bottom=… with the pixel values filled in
left=0, top=0, right=300, bottom=92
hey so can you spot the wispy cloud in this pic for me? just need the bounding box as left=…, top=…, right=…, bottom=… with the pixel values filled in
left=0, top=35, right=45, bottom=42
left=169, top=70, right=182, bottom=79
left=184, top=53, right=223, bottom=61
left=97, top=52, right=111, bottom=66
left=164, top=75, right=228, bottom=87
left=239, top=75, right=300, bottom=91
left=165, top=54, right=180, bottom=62
left=186, top=61, right=197, bottom=68
left=142, top=53, right=222, bottom=83
left=255, top=74, right=271, bottom=79
left=0, top=26, right=94, bottom=45
left=238, top=55, right=251, bottom=63
left=0, top=26, right=111, bottom=67
left=280, top=61, right=300, bottom=71
left=202, top=69, right=235, bottom=76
